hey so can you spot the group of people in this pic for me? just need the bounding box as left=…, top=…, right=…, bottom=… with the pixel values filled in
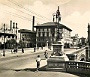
left=11, top=48, right=24, bottom=53
left=36, top=50, right=48, bottom=71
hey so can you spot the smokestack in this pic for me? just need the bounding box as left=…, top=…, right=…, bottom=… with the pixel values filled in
left=32, top=16, right=35, bottom=31
left=10, top=20, right=12, bottom=30
left=13, top=22, right=15, bottom=28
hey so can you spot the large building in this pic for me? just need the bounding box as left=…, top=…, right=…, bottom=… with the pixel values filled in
left=34, top=22, right=72, bottom=49
left=18, top=29, right=36, bottom=48
left=0, top=20, right=18, bottom=49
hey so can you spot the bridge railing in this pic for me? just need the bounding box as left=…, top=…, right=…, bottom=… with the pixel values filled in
left=47, top=59, right=90, bottom=74
left=72, top=47, right=85, bottom=54
left=66, top=47, right=86, bottom=61
left=65, top=61, right=90, bottom=75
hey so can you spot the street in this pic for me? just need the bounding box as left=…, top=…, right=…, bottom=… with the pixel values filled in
left=0, top=49, right=86, bottom=77
left=0, top=48, right=85, bottom=77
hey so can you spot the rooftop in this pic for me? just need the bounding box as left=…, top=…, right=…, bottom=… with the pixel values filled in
left=18, top=29, right=36, bottom=33
left=34, top=22, right=72, bottom=31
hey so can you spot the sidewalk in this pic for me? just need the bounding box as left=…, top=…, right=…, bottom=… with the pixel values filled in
left=0, top=47, right=82, bottom=59
left=0, top=48, right=50, bottom=58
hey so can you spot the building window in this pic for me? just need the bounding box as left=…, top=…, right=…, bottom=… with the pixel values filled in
left=43, top=32, right=45, bottom=37
left=40, top=28, right=43, bottom=32
left=44, top=28, right=47, bottom=32
left=47, top=28, right=48, bottom=31
left=48, top=28, right=50, bottom=31
left=45, top=32, right=47, bottom=36
left=41, top=32, right=42, bottom=37
left=36, top=32, right=38, bottom=37
left=39, top=29, right=40, bottom=31
left=38, top=32, right=40, bottom=37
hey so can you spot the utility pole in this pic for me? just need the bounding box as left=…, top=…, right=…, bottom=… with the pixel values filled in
left=3, top=24, right=7, bottom=56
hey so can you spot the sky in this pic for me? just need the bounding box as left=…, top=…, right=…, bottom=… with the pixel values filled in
left=0, top=0, right=89, bottom=38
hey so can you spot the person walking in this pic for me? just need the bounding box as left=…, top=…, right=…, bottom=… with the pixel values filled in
left=36, top=55, right=41, bottom=71
left=22, top=48, right=24, bottom=53
left=34, top=47, right=36, bottom=52
left=44, top=50, right=48, bottom=59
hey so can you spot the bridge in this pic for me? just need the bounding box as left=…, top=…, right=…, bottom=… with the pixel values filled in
left=47, top=47, right=90, bottom=75
left=65, top=47, right=86, bottom=61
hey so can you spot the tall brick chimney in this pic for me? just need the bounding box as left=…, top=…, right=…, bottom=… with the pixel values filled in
left=10, top=20, right=12, bottom=30
left=32, top=16, right=35, bottom=31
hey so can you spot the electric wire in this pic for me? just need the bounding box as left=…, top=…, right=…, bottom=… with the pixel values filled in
left=7, top=0, right=50, bottom=21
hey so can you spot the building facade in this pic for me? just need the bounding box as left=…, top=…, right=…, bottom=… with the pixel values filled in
left=71, top=34, right=79, bottom=47
left=79, top=37, right=86, bottom=46
left=34, top=22, right=72, bottom=49
left=18, top=29, right=36, bottom=48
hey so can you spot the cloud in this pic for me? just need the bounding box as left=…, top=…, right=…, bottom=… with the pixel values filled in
left=0, top=0, right=89, bottom=38
left=24, top=1, right=57, bottom=23
left=62, top=11, right=90, bottom=37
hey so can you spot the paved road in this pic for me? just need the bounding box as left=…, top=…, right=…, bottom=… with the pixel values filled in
left=0, top=48, right=86, bottom=77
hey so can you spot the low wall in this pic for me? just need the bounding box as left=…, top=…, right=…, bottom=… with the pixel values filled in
left=47, top=60, right=90, bottom=75
left=65, top=61, right=90, bottom=75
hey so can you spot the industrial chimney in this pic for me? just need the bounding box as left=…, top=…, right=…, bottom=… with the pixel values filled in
left=32, top=16, right=35, bottom=31
left=10, top=20, right=12, bottom=30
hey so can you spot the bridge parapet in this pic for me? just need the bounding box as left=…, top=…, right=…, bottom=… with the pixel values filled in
left=73, top=47, right=86, bottom=61
left=47, top=60, right=90, bottom=75
left=66, top=47, right=86, bottom=61
left=65, top=61, right=90, bottom=75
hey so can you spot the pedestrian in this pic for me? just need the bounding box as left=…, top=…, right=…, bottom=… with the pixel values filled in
left=36, top=55, right=41, bottom=71
left=13, top=48, right=15, bottom=53
left=16, top=48, right=18, bottom=53
left=34, top=47, right=36, bottom=52
left=11, top=49, right=12, bottom=53
left=44, top=50, right=48, bottom=59
left=22, top=48, right=24, bottom=53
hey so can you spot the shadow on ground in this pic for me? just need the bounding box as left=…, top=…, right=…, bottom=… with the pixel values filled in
left=14, top=65, right=90, bottom=77
left=14, top=65, right=47, bottom=72
left=67, top=72, right=90, bottom=77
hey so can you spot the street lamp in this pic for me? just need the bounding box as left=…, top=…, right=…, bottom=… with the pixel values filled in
left=22, top=37, right=24, bottom=53
left=3, top=24, right=7, bottom=56
left=15, top=23, right=18, bottom=49
left=13, top=22, right=18, bottom=52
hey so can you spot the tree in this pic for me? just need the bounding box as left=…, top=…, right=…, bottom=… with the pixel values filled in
left=6, top=39, right=17, bottom=49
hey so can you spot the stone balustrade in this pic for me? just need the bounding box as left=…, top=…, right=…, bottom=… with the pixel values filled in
left=47, top=60, right=90, bottom=75
left=65, top=61, right=90, bottom=75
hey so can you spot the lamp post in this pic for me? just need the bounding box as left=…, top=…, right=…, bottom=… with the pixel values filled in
left=15, top=23, right=18, bottom=50
left=22, top=37, right=24, bottom=53
left=13, top=22, right=18, bottom=52
left=3, top=24, right=7, bottom=56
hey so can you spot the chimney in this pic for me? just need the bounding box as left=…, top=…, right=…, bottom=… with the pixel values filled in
left=32, top=16, right=35, bottom=31
left=10, top=20, right=12, bottom=30
left=13, top=22, right=15, bottom=29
